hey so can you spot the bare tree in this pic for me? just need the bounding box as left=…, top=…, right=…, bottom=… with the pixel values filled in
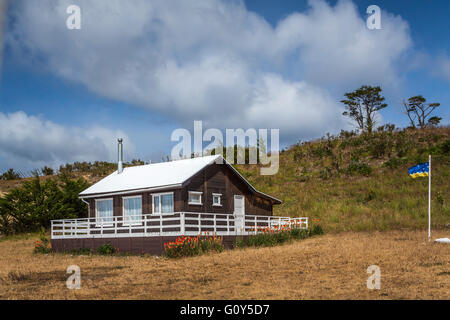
left=403, top=95, right=441, bottom=129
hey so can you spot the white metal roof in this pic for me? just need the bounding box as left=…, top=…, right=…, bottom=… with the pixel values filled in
left=79, top=155, right=222, bottom=197
left=79, top=154, right=281, bottom=203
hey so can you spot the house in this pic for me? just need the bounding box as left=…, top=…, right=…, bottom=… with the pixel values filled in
left=51, top=140, right=307, bottom=255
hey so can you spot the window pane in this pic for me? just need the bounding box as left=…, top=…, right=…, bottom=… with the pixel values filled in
left=97, top=199, right=113, bottom=224
left=124, top=197, right=142, bottom=223
left=153, top=196, right=160, bottom=213
left=213, top=196, right=220, bottom=204
left=189, top=193, right=201, bottom=204
left=161, top=194, right=174, bottom=213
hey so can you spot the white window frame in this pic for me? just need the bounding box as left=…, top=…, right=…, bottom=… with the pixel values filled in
left=122, top=195, right=143, bottom=226
left=188, top=191, right=203, bottom=205
left=95, top=198, right=114, bottom=227
left=212, top=193, right=222, bottom=207
left=152, top=192, right=174, bottom=215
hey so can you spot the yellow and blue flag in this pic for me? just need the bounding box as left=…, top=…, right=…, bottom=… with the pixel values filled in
left=408, top=162, right=429, bottom=178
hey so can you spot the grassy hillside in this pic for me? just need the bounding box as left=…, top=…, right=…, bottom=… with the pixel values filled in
left=1, top=127, right=448, bottom=234
left=236, top=126, right=450, bottom=232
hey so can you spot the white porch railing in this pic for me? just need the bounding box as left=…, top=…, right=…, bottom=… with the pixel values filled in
left=51, top=212, right=308, bottom=239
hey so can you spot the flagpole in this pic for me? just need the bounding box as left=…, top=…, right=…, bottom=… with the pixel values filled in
left=428, top=154, right=431, bottom=242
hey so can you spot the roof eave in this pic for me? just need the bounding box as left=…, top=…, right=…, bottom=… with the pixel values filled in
left=79, top=183, right=183, bottom=199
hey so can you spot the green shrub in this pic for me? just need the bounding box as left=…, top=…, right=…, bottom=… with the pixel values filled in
left=237, top=227, right=317, bottom=249
left=33, top=228, right=52, bottom=254
left=246, top=232, right=280, bottom=247
left=97, top=243, right=116, bottom=255
left=235, top=237, right=245, bottom=248
left=33, top=238, right=52, bottom=254
left=0, top=175, right=90, bottom=235
left=309, top=225, right=324, bottom=236
left=347, top=160, right=372, bottom=176
left=369, top=135, right=392, bottom=159
left=437, top=139, right=450, bottom=155
left=383, top=157, right=404, bottom=169
left=290, top=228, right=309, bottom=240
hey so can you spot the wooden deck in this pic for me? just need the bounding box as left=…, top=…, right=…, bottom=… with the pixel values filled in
left=50, top=212, right=308, bottom=255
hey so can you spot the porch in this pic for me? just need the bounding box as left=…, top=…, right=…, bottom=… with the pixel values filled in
left=50, top=212, right=307, bottom=254
left=51, top=212, right=308, bottom=239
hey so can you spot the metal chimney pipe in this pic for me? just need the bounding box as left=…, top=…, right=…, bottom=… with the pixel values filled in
left=118, top=138, right=123, bottom=174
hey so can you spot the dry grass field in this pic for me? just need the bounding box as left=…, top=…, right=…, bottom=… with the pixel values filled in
left=0, top=230, right=448, bottom=300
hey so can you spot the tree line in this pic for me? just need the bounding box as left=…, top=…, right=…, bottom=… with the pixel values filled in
left=0, top=174, right=90, bottom=235
left=0, top=159, right=148, bottom=181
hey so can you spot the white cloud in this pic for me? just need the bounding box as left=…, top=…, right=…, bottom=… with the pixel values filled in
left=435, top=54, right=450, bottom=82
left=0, top=111, right=134, bottom=170
left=7, top=0, right=413, bottom=141
left=274, top=0, right=412, bottom=87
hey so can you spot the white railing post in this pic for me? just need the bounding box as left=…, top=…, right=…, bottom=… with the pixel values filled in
left=227, top=215, right=230, bottom=235
left=254, top=216, right=257, bottom=235
left=213, top=214, right=216, bottom=234
left=159, top=214, right=162, bottom=235
left=144, top=214, right=147, bottom=236
left=180, top=212, right=185, bottom=235
left=198, top=214, right=201, bottom=235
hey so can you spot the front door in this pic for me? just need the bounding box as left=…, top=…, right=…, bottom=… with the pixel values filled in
left=234, top=195, right=245, bottom=233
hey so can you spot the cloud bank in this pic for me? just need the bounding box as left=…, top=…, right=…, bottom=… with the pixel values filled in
left=8, top=0, right=412, bottom=135
left=0, top=111, right=134, bottom=170
left=3, top=0, right=415, bottom=168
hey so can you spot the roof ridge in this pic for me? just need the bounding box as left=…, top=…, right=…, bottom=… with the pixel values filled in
left=122, top=154, right=221, bottom=171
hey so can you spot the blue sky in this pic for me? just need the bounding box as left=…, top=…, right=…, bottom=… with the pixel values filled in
left=0, top=0, right=449, bottom=172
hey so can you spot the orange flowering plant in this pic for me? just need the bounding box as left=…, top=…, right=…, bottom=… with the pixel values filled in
left=164, top=233, right=224, bottom=258
left=34, top=233, right=52, bottom=254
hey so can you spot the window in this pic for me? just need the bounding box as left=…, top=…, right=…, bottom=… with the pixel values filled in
left=188, top=191, right=202, bottom=205
left=96, top=198, right=113, bottom=226
left=152, top=192, right=174, bottom=214
left=123, top=196, right=142, bottom=225
left=212, top=193, right=222, bottom=207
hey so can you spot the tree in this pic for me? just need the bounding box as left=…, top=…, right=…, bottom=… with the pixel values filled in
left=0, top=174, right=90, bottom=234
left=428, top=116, right=442, bottom=127
left=341, top=85, right=387, bottom=134
left=0, top=168, right=21, bottom=180
left=41, top=166, right=54, bottom=176
left=402, top=95, right=441, bottom=129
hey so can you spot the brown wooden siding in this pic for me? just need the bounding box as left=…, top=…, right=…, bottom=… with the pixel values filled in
left=52, top=235, right=248, bottom=255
